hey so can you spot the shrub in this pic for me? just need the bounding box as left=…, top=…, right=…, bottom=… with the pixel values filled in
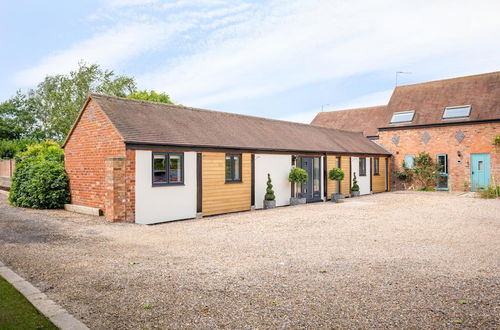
left=9, top=141, right=69, bottom=209
left=494, top=134, right=500, bottom=146
left=264, top=173, right=275, bottom=201
left=351, top=172, right=360, bottom=191
left=413, top=152, right=439, bottom=190
left=288, top=167, right=308, bottom=198
left=328, top=168, right=344, bottom=181
left=478, top=184, right=500, bottom=199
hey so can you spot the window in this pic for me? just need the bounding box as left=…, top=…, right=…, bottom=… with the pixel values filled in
left=373, top=157, right=380, bottom=176
left=225, top=154, right=242, bottom=183
left=443, top=105, right=471, bottom=119
left=152, top=152, right=184, bottom=186
left=390, top=111, right=415, bottom=124
left=359, top=157, right=366, bottom=176
left=404, top=154, right=415, bottom=169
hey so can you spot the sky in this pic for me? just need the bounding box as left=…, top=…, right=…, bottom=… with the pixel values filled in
left=1, top=0, right=499, bottom=123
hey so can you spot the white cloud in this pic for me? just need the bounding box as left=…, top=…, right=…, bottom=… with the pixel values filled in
left=14, top=20, right=190, bottom=86
left=138, top=0, right=500, bottom=107
left=15, top=0, right=500, bottom=110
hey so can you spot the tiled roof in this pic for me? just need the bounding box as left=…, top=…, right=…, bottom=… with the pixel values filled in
left=384, top=71, right=500, bottom=128
left=311, top=105, right=388, bottom=137
left=80, top=94, right=390, bottom=155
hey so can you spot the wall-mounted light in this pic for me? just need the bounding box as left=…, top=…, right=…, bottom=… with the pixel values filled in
left=457, top=151, right=462, bottom=158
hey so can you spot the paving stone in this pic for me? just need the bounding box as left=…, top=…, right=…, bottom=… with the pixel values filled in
left=11, top=279, right=41, bottom=297
left=50, top=312, right=90, bottom=330
left=0, top=267, right=24, bottom=283
left=35, top=300, right=66, bottom=318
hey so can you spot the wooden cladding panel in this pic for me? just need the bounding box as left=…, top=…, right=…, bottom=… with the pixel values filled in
left=372, top=157, right=387, bottom=193
left=340, top=156, right=351, bottom=195
left=202, top=152, right=251, bottom=216
left=326, top=156, right=338, bottom=199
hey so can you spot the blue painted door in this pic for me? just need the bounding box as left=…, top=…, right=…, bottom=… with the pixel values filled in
left=471, top=153, right=490, bottom=191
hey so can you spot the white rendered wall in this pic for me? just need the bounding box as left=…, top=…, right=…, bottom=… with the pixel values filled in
left=135, top=150, right=197, bottom=224
left=350, top=157, right=371, bottom=195
left=255, top=154, right=292, bottom=209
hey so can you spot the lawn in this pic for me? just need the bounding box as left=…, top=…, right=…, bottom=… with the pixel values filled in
left=0, top=276, right=56, bottom=330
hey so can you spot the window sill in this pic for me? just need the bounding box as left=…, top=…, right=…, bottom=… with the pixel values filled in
left=225, top=181, right=242, bottom=184
left=152, top=183, right=185, bottom=187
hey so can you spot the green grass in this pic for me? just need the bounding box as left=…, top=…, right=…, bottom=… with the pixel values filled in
left=0, top=276, right=57, bottom=330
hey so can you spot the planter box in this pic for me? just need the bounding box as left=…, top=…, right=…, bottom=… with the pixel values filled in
left=351, top=191, right=360, bottom=197
left=263, top=200, right=276, bottom=209
left=290, top=197, right=306, bottom=205
left=331, top=193, right=344, bottom=203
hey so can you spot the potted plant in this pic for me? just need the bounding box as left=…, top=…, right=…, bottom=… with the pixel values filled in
left=351, top=172, right=360, bottom=197
left=328, top=167, right=345, bottom=203
left=263, top=173, right=276, bottom=209
left=288, top=167, right=308, bottom=205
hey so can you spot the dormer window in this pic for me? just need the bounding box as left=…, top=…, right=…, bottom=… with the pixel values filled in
left=442, top=105, right=471, bottom=119
left=390, top=111, right=415, bottom=124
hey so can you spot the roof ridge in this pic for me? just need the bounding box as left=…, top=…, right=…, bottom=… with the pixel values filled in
left=395, top=71, right=500, bottom=89
left=90, top=93, right=366, bottom=136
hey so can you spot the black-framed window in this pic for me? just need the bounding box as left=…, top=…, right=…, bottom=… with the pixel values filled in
left=359, top=157, right=367, bottom=176
left=225, top=154, right=242, bottom=183
left=373, top=157, right=380, bottom=176
left=152, top=152, right=184, bottom=186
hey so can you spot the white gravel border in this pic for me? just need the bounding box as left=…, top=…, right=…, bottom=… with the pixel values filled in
left=0, top=260, right=89, bottom=330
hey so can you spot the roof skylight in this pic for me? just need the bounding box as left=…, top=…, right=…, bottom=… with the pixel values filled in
left=442, top=105, right=471, bottom=119
left=390, top=111, right=415, bottom=124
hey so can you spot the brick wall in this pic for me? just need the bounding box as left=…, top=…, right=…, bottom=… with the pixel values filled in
left=0, top=159, right=15, bottom=177
left=378, top=122, right=500, bottom=191
left=64, top=99, right=135, bottom=221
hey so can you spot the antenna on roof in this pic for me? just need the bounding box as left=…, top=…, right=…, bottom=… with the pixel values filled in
left=321, top=104, right=330, bottom=112
left=395, top=71, right=412, bottom=86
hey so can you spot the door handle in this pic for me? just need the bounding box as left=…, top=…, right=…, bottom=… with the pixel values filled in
left=472, top=171, right=474, bottom=174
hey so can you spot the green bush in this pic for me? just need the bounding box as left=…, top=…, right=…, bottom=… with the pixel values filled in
left=328, top=168, right=344, bottom=181
left=351, top=172, right=360, bottom=191
left=0, top=139, right=34, bottom=159
left=479, top=184, right=500, bottom=199
left=413, top=152, right=439, bottom=190
left=494, top=134, right=500, bottom=146
left=9, top=141, right=69, bottom=209
left=264, top=173, right=275, bottom=201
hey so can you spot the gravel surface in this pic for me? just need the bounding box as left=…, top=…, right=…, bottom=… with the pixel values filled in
left=0, top=191, right=499, bottom=329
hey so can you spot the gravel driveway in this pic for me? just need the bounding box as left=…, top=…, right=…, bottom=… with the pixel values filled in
left=0, top=191, right=499, bottom=329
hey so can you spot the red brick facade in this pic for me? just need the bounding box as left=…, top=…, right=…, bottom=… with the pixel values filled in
left=378, top=122, right=500, bottom=191
left=64, top=99, right=135, bottom=222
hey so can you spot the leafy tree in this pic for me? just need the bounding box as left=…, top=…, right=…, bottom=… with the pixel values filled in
left=127, top=90, right=173, bottom=104
left=0, top=139, right=35, bottom=159
left=0, top=91, right=43, bottom=140
left=29, top=62, right=137, bottom=141
left=265, top=173, right=275, bottom=201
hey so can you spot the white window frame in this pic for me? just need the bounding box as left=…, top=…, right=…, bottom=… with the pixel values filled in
left=390, top=110, right=415, bottom=124
left=442, top=105, right=471, bottom=120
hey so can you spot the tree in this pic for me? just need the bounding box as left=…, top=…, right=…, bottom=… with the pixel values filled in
left=29, top=62, right=137, bottom=141
left=288, top=167, right=308, bottom=198
left=127, top=90, right=173, bottom=104
left=0, top=91, right=43, bottom=140
left=351, top=172, right=360, bottom=191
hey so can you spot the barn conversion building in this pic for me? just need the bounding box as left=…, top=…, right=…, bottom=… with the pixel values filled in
left=63, top=94, right=391, bottom=224
left=312, top=71, right=500, bottom=192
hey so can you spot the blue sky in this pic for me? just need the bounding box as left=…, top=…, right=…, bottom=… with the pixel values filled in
left=1, top=0, right=499, bottom=123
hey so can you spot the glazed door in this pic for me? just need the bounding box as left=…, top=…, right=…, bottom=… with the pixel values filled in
left=471, top=153, right=490, bottom=191
left=300, top=157, right=321, bottom=202
left=436, top=154, right=448, bottom=190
